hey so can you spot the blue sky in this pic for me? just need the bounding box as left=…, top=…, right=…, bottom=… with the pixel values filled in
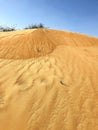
left=0, top=0, right=98, bottom=37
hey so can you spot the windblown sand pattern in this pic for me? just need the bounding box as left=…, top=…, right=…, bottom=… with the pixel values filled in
left=0, top=29, right=98, bottom=130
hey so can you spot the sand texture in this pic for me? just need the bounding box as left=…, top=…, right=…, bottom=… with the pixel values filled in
left=0, top=29, right=98, bottom=130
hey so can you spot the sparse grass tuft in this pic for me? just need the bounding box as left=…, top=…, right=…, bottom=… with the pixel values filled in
left=0, top=25, right=16, bottom=32
left=24, top=23, right=46, bottom=29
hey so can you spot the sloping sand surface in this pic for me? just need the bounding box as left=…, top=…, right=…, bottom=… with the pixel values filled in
left=0, top=29, right=98, bottom=130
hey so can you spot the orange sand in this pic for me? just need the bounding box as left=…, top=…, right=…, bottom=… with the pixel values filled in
left=0, top=29, right=98, bottom=130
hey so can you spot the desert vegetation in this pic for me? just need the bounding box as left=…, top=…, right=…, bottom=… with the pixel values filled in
left=0, top=23, right=46, bottom=32
left=0, top=25, right=16, bottom=32
left=24, top=23, right=45, bottom=29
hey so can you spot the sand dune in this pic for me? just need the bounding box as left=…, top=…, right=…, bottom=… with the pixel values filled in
left=0, top=29, right=98, bottom=130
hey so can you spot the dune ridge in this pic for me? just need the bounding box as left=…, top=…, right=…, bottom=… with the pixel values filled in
left=0, top=29, right=98, bottom=59
left=0, top=29, right=98, bottom=130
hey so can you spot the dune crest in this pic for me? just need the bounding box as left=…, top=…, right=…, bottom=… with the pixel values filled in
left=0, top=29, right=98, bottom=130
left=0, top=29, right=98, bottom=59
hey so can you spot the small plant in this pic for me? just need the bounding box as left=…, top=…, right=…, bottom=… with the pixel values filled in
left=24, top=23, right=45, bottom=29
left=37, top=23, right=45, bottom=28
